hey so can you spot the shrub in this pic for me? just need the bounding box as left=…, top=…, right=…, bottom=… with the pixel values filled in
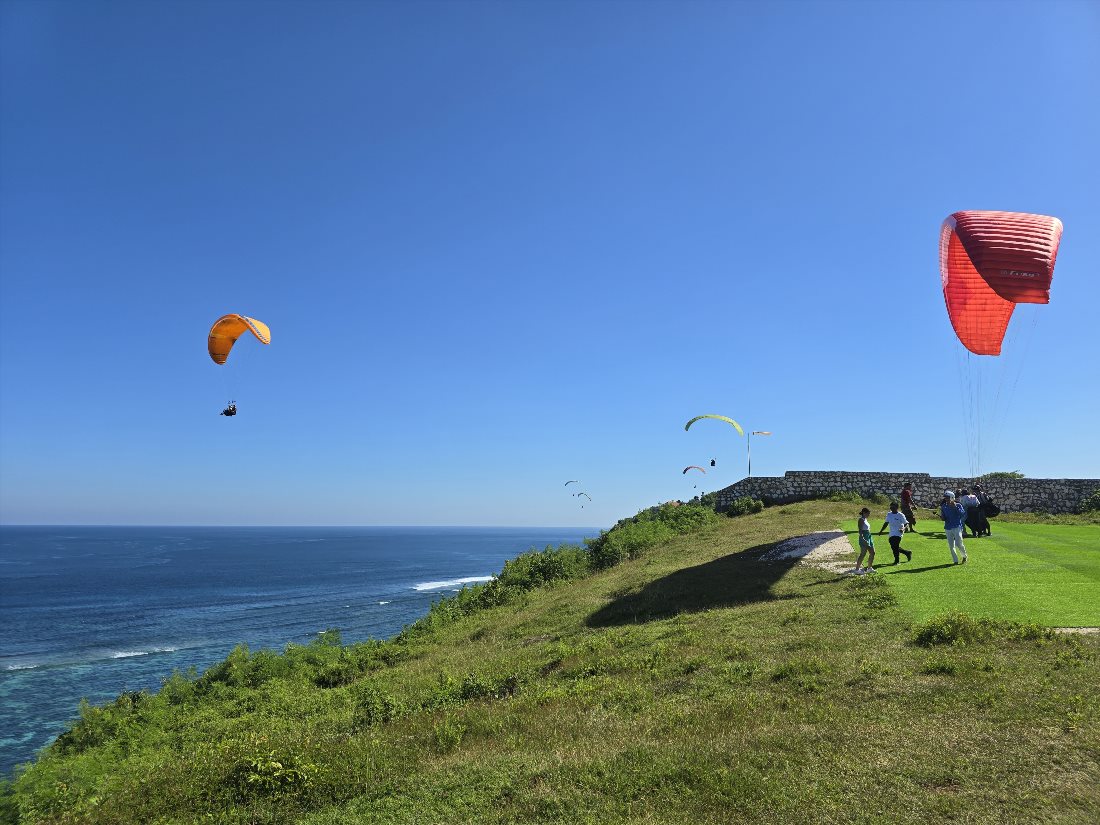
left=352, top=685, right=406, bottom=728
left=913, top=611, right=1055, bottom=647
left=1078, top=489, right=1100, bottom=513
left=400, top=544, right=592, bottom=638
left=53, top=692, right=146, bottom=756
left=913, top=612, right=991, bottom=646
left=432, top=716, right=466, bottom=753
left=822, top=489, right=890, bottom=505
left=726, top=496, right=764, bottom=517
left=824, top=490, right=864, bottom=503
left=920, top=655, right=959, bottom=675
left=585, top=502, right=718, bottom=569
left=587, top=520, right=674, bottom=569
left=230, top=749, right=320, bottom=800
left=980, top=471, right=1025, bottom=480
left=497, top=544, right=589, bottom=589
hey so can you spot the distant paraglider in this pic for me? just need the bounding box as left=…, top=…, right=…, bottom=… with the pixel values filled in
left=685, top=415, right=742, bottom=471
left=683, top=466, right=706, bottom=490
left=564, top=480, right=579, bottom=487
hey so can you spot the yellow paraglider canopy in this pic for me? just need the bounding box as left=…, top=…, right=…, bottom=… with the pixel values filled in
left=208, top=314, right=271, bottom=365
left=684, top=414, right=744, bottom=436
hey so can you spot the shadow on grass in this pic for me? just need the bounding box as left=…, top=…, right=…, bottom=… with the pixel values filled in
left=585, top=542, right=801, bottom=627
left=883, top=563, right=957, bottom=575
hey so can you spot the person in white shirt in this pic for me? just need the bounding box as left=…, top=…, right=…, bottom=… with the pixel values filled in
left=879, top=501, right=912, bottom=564
left=960, top=488, right=982, bottom=538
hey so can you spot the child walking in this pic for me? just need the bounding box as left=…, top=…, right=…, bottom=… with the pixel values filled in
left=853, top=507, right=876, bottom=574
left=879, top=501, right=912, bottom=564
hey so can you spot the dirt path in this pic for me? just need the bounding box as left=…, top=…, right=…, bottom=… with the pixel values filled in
left=759, top=530, right=855, bottom=574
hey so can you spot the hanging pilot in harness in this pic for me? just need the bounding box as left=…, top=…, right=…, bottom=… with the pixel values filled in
left=220, top=402, right=237, bottom=417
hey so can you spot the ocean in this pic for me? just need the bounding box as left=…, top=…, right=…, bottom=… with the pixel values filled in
left=0, top=525, right=591, bottom=777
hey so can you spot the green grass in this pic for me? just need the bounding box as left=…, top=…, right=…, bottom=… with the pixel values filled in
left=844, top=520, right=1100, bottom=626
left=6, top=499, right=1100, bottom=824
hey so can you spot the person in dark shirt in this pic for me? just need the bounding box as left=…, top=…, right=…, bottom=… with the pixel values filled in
left=900, top=482, right=918, bottom=533
left=973, top=484, right=993, bottom=537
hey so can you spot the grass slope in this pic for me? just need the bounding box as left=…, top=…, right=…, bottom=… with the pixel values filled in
left=842, top=519, right=1100, bottom=626
left=6, top=500, right=1100, bottom=825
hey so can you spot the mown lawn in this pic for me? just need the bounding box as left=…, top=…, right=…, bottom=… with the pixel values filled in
left=843, top=518, right=1100, bottom=626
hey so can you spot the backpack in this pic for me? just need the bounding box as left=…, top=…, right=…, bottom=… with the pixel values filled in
left=984, top=498, right=1000, bottom=518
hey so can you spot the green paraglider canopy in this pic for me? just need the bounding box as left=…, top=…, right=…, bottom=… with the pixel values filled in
left=684, top=414, right=744, bottom=436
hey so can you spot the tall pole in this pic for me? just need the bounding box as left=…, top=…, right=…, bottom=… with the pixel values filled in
left=748, top=431, right=772, bottom=478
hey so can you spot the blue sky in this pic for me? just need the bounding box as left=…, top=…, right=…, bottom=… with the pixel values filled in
left=1, top=0, right=1097, bottom=527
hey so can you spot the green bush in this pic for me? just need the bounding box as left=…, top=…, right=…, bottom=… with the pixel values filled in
left=913, top=612, right=992, bottom=646
left=432, top=716, right=466, bottom=753
left=913, top=611, right=1055, bottom=647
left=1078, top=489, right=1100, bottom=513
left=53, top=692, right=146, bottom=756
left=823, top=490, right=889, bottom=505
left=824, top=490, right=864, bottom=503
left=726, top=496, right=764, bottom=517
left=0, top=780, right=16, bottom=825
left=586, top=502, right=719, bottom=569
left=980, top=471, right=1025, bottom=480
left=352, top=684, right=406, bottom=728
left=920, top=655, right=959, bottom=675
left=497, top=544, right=589, bottom=589
left=402, top=544, right=592, bottom=637
left=229, top=748, right=320, bottom=801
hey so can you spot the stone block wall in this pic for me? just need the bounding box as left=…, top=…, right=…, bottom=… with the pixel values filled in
left=712, top=471, right=1099, bottom=515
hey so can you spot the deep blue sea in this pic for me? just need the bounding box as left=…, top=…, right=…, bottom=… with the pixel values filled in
left=0, top=525, right=590, bottom=776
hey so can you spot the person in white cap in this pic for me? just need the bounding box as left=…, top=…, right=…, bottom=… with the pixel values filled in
left=939, top=490, right=968, bottom=564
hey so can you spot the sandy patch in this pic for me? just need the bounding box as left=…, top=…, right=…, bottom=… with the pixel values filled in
left=759, top=530, right=855, bottom=574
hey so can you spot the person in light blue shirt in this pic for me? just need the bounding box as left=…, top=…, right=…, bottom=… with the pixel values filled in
left=852, top=507, right=876, bottom=574
left=940, top=490, right=968, bottom=564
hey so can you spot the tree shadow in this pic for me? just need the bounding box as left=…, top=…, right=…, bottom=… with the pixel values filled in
left=585, top=542, right=806, bottom=628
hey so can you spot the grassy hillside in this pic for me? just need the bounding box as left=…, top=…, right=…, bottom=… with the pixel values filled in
left=5, top=500, right=1099, bottom=824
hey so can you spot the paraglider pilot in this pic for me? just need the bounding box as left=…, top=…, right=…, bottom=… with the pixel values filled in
left=220, top=402, right=237, bottom=417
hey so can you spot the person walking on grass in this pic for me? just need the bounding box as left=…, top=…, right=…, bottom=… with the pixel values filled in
left=973, top=483, right=993, bottom=537
left=940, top=490, right=968, bottom=565
left=852, top=507, right=876, bottom=574
left=960, top=488, right=982, bottom=538
left=879, top=501, right=912, bottom=564
left=900, top=482, right=918, bottom=532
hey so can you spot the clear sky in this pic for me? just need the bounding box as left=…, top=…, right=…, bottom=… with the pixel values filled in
left=1, top=0, right=1097, bottom=527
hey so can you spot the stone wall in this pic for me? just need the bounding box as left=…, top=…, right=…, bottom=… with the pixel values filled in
left=712, top=471, right=1099, bottom=515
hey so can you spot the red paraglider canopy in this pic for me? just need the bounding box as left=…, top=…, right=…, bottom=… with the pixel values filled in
left=939, top=210, right=1063, bottom=355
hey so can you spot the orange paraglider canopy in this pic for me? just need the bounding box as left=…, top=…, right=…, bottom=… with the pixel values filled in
left=939, top=211, right=1062, bottom=355
left=208, top=314, right=271, bottom=364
